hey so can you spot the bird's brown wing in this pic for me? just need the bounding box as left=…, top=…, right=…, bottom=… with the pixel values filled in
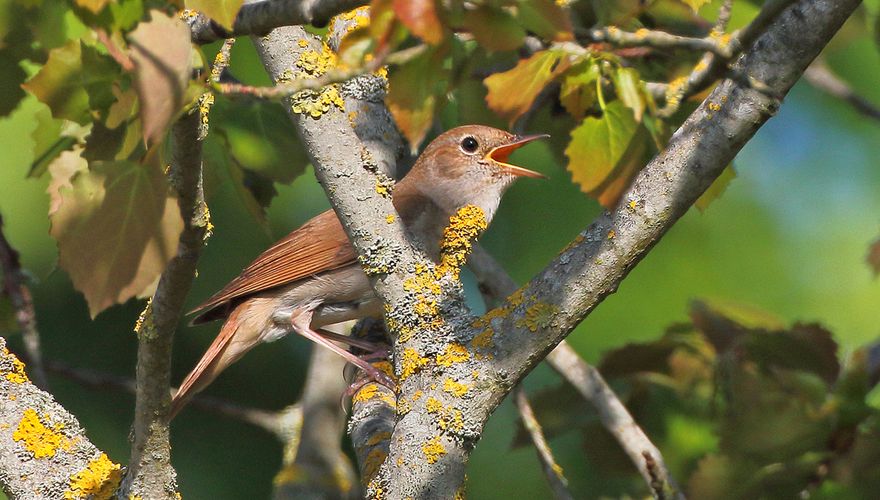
left=189, top=209, right=356, bottom=321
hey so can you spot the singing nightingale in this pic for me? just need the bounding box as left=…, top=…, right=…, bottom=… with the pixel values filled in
left=170, top=125, right=546, bottom=417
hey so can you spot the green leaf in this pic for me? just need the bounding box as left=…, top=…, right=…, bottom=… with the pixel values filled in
left=22, top=40, right=90, bottom=123
left=185, top=0, right=244, bottom=31
left=203, top=134, right=272, bottom=231
left=393, top=0, right=444, bottom=44
left=387, top=46, right=448, bottom=151
left=80, top=43, right=121, bottom=113
left=695, top=164, right=736, bottom=212
left=484, top=49, right=571, bottom=126
left=0, top=49, right=27, bottom=116
left=49, top=158, right=184, bottom=317
left=614, top=66, right=645, bottom=122
left=461, top=5, right=525, bottom=52
left=74, top=0, right=111, bottom=14
left=559, top=60, right=599, bottom=120
left=564, top=101, right=642, bottom=206
left=128, top=10, right=193, bottom=144
left=212, top=98, right=308, bottom=183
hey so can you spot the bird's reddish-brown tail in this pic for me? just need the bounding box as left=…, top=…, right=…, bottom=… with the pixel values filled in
left=170, top=305, right=248, bottom=419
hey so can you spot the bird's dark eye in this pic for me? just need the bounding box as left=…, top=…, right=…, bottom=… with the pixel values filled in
left=460, top=136, right=479, bottom=154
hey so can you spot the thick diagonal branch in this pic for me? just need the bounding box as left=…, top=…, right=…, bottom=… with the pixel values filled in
left=122, top=111, right=208, bottom=499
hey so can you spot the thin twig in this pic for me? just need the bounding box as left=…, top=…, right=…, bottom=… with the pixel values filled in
left=586, top=27, right=733, bottom=57
left=199, top=38, right=236, bottom=140
left=215, top=44, right=426, bottom=100
left=0, top=213, right=48, bottom=390
left=96, top=28, right=134, bottom=72
left=803, top=59, right=880, bottom=122
left=514, top=387, right=574, bottom=500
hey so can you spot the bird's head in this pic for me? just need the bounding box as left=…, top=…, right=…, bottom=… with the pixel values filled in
left=404, top=125, right=547, bottom=221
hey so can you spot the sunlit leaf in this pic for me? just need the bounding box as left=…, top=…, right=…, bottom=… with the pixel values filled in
left=105, top=85, right=137, bottom=129
left=682, top=0, right=711, bottom=14
left=695, top=165, right=736, bottom=212
left=484, top=49, right=571, bottom=126
left=185, top=0, right=244, bottom=31
left=393, top=0, right=443, bottom=44
left=46, top=148, right=88, bottom=216
left=75, top=0, right=111, bottom=14
left=49, top=158, right=184, bottom=317
left=867, top=237, right=880, bottom=277
left=515, top=0, right=573, bottom=41
left=128, top=10, right=192, bottom=144
left=564, top=101, right=641, bottom=206
left=23, top=40, right=90, bottom=123
left=387, top=46, right=448, bottom=150
left=461, top=5, right=525, bottom=52
left=559, top=60, right=599, bottom=120
left=614, top=66, right=645, bottom=122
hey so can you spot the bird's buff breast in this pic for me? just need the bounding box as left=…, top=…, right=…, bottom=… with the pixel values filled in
left=261, top=265, right=381, bottom=342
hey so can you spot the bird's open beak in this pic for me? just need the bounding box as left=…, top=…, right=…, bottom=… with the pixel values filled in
left=486, top=134, right=549, bottom=179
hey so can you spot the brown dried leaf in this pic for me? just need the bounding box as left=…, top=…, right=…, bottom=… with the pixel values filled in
left=49, top=158, right=183, bottom=317
left=128, top=10, right=192, bottom=144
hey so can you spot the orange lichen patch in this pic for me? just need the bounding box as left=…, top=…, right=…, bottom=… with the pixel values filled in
left=445, top=409, right=464, bottom=432
left=273, top=464, right=304, bottom=487
left=551, top=463, right=565, bottom=479
left=606, top=229, right=615, bottom=239
left=289, top=42, right=345, bottom=118
left=354, top=384, right=380, bottom=403
left=412, top=390, right=424, bottom=401
left=665, top=76, right=688, bottom=108
left=330, top=5, right=370, bottom=36
left=362, top=448, right=387, bottom=484
left=634, top=28, right=649, bottom=39
left=422, top=436, right=447, bottom=464
left=436, top=343, right=469, bottom=367
left=708, top=102, right=721, bottom=111
left=437, top=205, right=487, bottom=280
left=561, top=233, right=585, bottom=253
left=627, top=199, right=638, bottom=210
left=372, top=361, right=394, bottom=378
left=516, top=302, right=559, bottom=333
left=385, top=214, right=395, bottom=224
left=366, top=431, right=392, bottom=446
left=13, top=409, right=72, bottom=458
left=400, top=348, right=428, bottom=380
left=375, top=180, right=392, bottom=198
left=425, top=397, right=444, bottom=414
left=442, top=378, right=469, bottom=397
left=2, top=347, right=29, bottom=384
left=470, top=329, right=494, bottom=350
left=64, top=453, right=121, bottom=499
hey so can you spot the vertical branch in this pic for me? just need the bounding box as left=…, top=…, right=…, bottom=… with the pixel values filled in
left=0, top=213, right=48, bottom=389
left=273, top=323, right=358, bottom=500
left=122, top=110, right=208, bottom=498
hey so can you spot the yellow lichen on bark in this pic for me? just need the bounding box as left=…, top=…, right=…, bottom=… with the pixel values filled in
left=362, top=448, right=388, bottom=485
left=12, top=409, right=72, bottom=458
left=442, top=378, right=469, bottom=397
left=435, top=343, right=470, bottom=367
left=289, top=42, right=345, bottom=118
left=437, top=205, right=487, bottom=280
left=64, top=453, right=121, bottom=499
left=2, top=347, right=29, bottom=384
left=400, top=348, right=429, bottom=379
left=422, top=436, right=447, bottom=464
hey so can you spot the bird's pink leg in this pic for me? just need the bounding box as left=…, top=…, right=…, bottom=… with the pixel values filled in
left=291, top=308, right=395, bottom=388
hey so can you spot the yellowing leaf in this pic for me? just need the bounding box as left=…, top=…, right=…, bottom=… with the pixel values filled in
left=75, top=0, right=111, bottom=14
left=393, top=0, right=444, bottom=44
left=565, top=101, right=641, bottom=207
left=682, top=0, right=711, bottom=14
left=46, top=148, right=88, bottom=216
left=128, top=10, right=192, bottom=144
left=614, top=66, right=645, bottom=122
left=484, top=49, right=571, bottom=126
left=387, top=47, right=448, bottom=151
left=185, top=0, right=244, bottom=31
left=23, top=40, right=90, bottom=123
left=695, top=165, right=736, bottom=212
left=461, top=5, right=526, bottom=52
left=49, top=160, right=184, bottom=317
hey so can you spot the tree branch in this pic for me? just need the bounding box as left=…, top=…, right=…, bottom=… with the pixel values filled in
left=514, top=387, right=573, bottom=500
left=0, top=337, right=119, bottom=499
left=0, top=213, right=48, bottom=390
left=122, top=110, right=208, bottom=498
left=187, top=0, right=368, bottom=44
left=585, top=27, right=733, bottom=57
left=803, top=58, right=880, bottom=123
left=467, top=245, right=682, bottom=499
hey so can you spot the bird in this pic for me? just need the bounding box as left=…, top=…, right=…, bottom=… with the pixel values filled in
left=170, top=125, right=546, bottom=418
